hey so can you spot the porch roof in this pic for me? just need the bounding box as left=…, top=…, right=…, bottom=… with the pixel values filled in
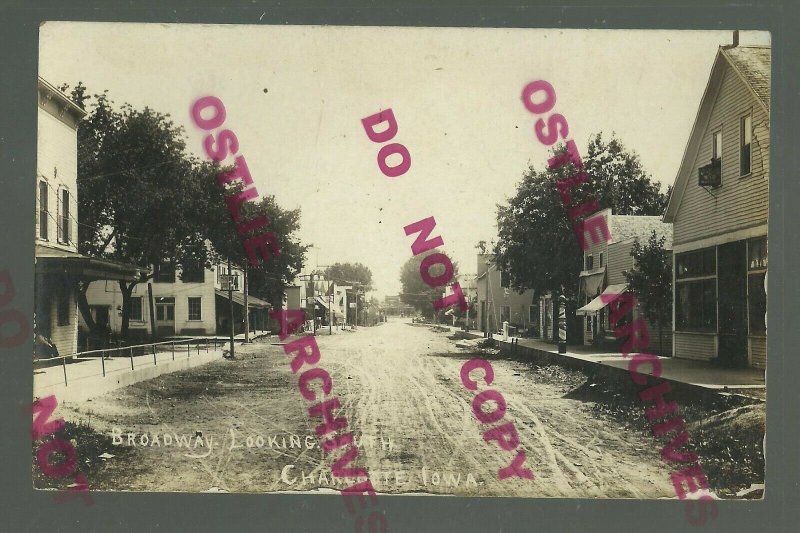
left=35, top=244, right=142, bottom=282
left=215, top=289, right=271, bottom=309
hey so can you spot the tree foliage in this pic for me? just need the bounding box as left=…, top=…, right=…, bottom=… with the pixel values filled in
left=624, top=231, right=672, bottom=354
left=399, top=251, right=459, bottom=319
left=494, top=133, right=669, bottom=301
left=323, top=262, right=374, bottom=292
left=64, top=83, right=307, bottom=337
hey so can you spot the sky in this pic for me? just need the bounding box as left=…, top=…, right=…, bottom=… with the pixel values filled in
left=39, top=23, right=769, bottom=299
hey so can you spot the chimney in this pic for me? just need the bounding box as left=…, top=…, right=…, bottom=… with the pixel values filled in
left=732, top=30, right=739, bottom=47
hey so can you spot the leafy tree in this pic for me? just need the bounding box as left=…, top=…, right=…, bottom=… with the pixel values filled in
left=399, top=250, right=459, bottom=320
left=65, top=85, right=229, bottom=339
left=624, top=231, right=672, bottom=355
left=494, top=132, right=669, bottom=301
left=323, top=262, right=374, bottom=292
left=200, top=174, right=309, bottom=309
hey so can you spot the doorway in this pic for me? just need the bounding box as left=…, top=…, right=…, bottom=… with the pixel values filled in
left=155, top=297, right=176, bottom=337
left=717, top=241, right=748, bottom=367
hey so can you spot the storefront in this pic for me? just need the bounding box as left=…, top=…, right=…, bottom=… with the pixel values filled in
left=673, top=235, right=767, bottom=367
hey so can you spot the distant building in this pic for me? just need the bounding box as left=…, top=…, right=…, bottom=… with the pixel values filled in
left=34, top=77, right=140, bottom=356
left=664, top=39, right=769, bottom=368
left=576, top=208, right=673, bottom=354
left=383, top=295, right=413, bottom=317
left=476, top=254, right=536, bottom=335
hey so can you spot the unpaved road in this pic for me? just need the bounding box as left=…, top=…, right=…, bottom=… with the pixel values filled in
left=57, top=319, right=676, bottom=497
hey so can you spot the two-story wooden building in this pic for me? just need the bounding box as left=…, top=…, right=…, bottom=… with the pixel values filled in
left=35, top=77, right=141, bottom=357
left=476, top=254, right=537, bottom=336
left=576, top=208, right=673, bottom=353
left=84, top=260, right=271, bottom=340
left=663, top=39, right=769, bottom=368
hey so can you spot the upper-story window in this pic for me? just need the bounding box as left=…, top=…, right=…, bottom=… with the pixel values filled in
left=153, top=261, right=176, bottom=283
left=740, top=113, right=752, bottom=176
left=180, top=259, right=205, bottom=283
left=712, top=130, right=722, bottom=162
left=585, top=254, right=594, bottom=270
left=57, top=188, right=71, bottom=244
left=599, top=252, right=604, bottom=268
left=500, top=270, right=510, bottom=288
left=38, top=181, right=49, bottom=240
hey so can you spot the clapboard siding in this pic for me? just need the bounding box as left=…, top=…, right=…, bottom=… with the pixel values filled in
left=674, top=332, right=715, bottom=360
left=673, top=67, right=769, bottom=245
left=607, top=241, right=634, bottom=286
left=749, top=337, right=767, bottom=369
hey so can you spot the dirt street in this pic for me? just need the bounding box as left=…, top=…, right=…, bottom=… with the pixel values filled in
left=55, top=319, right=678, bottom=497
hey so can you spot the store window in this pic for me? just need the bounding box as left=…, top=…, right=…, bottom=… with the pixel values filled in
left=676, top=279, right=717, bottom=332
left=748, top=236, right=767, bottom=335
left=676, top=248, right=716, bottom=279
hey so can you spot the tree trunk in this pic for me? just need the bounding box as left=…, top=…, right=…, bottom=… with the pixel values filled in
left=119, top=280, right=136, bottom=341
left=75, top=279, right=97, bottom=333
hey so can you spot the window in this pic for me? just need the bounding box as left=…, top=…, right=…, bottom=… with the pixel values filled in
left=748, top=236, right=768, bottom=271
left=501, top=306, right=511, bottom=324
left=154, top=262, right=176, bottom=283
left=38, top=181, right=48, bottom=239
left=58, top=188, right=71, bottom=244
left=712, top=130, right=722, bottom=161
left=740, top=114, right=752, bottom=176
left=57, top=286, right=71, bottom=326
left=181, top=260, right=205, bottom=283
left=529, top=305, right=538, bottom=324
left=585, top=254, right=594, bottom=270
left=129, top=297, right=144, bottom=321
left=500, top=270, right=510, bottom=288
left=599, top=252, right=604, bottom=268
left=748, top=236, right=767, bottom=335
left=188, top=297, right=202, bottom=321
left=676, top=248, right=716, bottom=279
left=676, top=278, right=717, bottom=332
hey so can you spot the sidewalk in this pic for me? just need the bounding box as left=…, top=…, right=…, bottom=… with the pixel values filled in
left=456, top=328, right=765, bottom=401
left=34, top=342, right=227, bottom=403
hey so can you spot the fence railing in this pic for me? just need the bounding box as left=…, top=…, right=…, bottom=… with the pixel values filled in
left=34, top=337, right=227, bottom=387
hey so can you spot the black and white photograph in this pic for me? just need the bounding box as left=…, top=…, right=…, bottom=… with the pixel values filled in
left=32, top=23, right=768, bottom=510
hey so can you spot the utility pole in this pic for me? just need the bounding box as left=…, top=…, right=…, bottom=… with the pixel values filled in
left=227, top=258, right=235, bottom=359
left=306, top=271, right=316, bottom=333
left=147, top=282, right=157, bottom=343
left=243, top=264, right=249, bottom=342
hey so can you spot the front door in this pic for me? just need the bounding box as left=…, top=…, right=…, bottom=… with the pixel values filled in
left=155, top=297, right=176, bottom=337
left=717, top=241, right=748, bottom=367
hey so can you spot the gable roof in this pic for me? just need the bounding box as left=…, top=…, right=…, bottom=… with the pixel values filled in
left=664, top=45, right=771, bottom=222
left=722, top=46, right=770, bottom=110
left=610, top=215, right=673, bottom=249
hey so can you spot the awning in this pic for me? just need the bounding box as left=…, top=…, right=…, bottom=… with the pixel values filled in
left=579, top=267, right=606, bottom=300
left=315, top=296, right=330, bottom=309
left=576, top=284, right=628, bottom=315
left=215, top=289, right=271, bottom=309
left=35, top=244, right=142, bottom=282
